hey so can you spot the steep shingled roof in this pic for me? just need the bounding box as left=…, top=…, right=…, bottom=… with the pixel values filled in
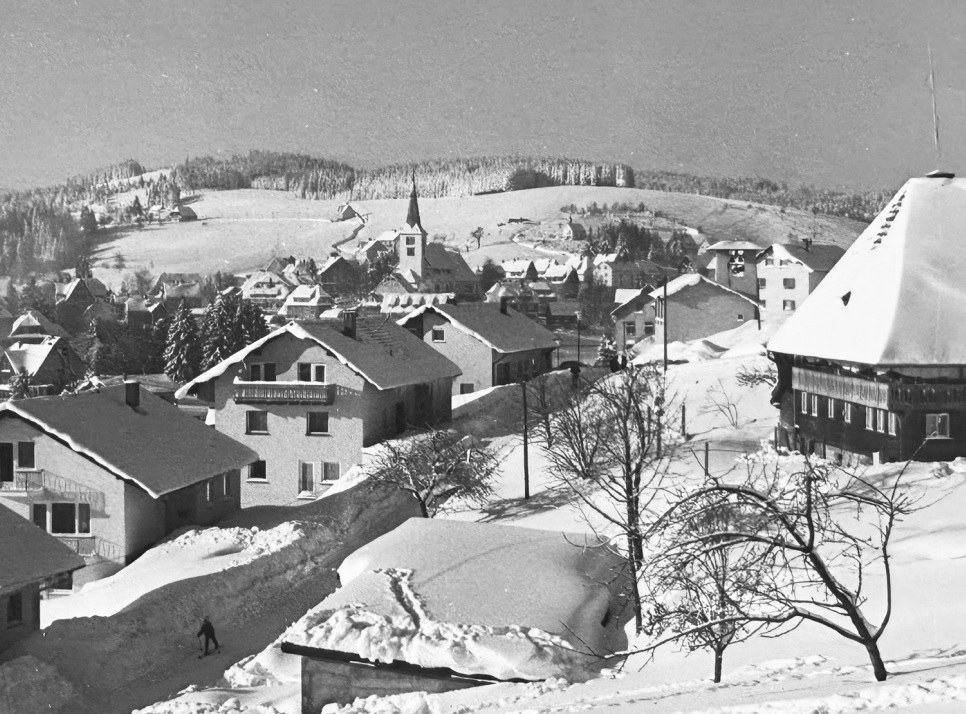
left=0, top=504, right=85, bottom=594
left=398, top=303, right=558, bottom=354
left=768, top=174, right=966, bottom=366
left=647, top=273, right=760, bottom=305
left=176, top=317, right=461, bottom=398
left=423, top=244, right=478, bottom=283
left=0, top=386, right=258, bottom=499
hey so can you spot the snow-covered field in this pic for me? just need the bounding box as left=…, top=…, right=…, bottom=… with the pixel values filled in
left=5, top=316, right=966, bottom=714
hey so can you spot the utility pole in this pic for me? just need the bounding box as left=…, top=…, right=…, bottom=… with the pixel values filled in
left=575, top=311, right=582, bottom=364
left=521, top=377, right=530, bottom=499
left=662, top=280, right=669, bottom=373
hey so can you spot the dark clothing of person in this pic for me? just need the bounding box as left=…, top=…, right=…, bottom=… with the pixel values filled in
left=197, top=620, right=219, bottom=653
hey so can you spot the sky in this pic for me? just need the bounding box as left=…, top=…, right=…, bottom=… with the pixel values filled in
left=1, top=0, right=966, bottom=191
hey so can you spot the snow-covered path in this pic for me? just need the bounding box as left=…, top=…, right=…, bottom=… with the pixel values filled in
left=0, top=484, right=420, bottom=714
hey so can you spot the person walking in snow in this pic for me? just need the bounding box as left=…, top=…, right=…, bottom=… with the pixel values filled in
left=197, top=615, right=220, bottom=655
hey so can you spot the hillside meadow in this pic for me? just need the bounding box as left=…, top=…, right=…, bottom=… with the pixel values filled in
left=89, top=185, right=867, bottom=287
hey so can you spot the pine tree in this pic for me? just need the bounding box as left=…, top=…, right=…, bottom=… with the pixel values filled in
left=164, top=300, right=202, bottom=383
left=145, top=316, right=171, bottom=374
left=236, top=299, right=268, bottom=347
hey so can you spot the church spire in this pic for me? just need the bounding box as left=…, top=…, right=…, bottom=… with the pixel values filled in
left=405, top=170, right=422, bottom=230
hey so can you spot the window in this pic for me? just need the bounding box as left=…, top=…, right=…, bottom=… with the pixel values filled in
left=224, top=472, right=233, bottom=497
left=783, top=278, right=796, bottom=289
left=844, top=403, right=853, bottom=424
left=876, top=408, right=888, bottom=434
left=757, top=278, right=766, bottom=289
left=644, top=322, right=655, bottom=336
left=406, top=236, right=415, bottom=246
left=764, top=257, right=775, bottom=266
left=17, top=442, right=34, bottom=469
left=926, top=413, right=950, bottom=439
left=407, top=248, right=415, bottom=257
left=248, top=460, right=267, bottom=481
left=760, top=300, right=766, bottom=308
left=431, top=327, right=446, bottom=342
left=50, top=503, right=90, bottom=535
left=322, top=462, right=341, bottom=483
left=783, top=300, right=796, bottom=311
left=623, top=321, right=636, bottom=337
left=246, top=411, right=268, bottom=434
left=249, top=363, right=276, bottom=382
left=865, top=407, right=875, bottom=431
left=888, top=412, right=898, bottom=436
left=298, top=363, right=326, bottom=382
left=460, top=383, right=474, bottom=395
left=828, top=397, right=836, bottom=419
left=32, top=504, right=46, bottom=529
left=7, top=592, right=22, bottom=626
left=800, top=391, right=808, bottom=414
left=780, top=259, right=793, bottom=266
left=306, top=411, right=329, bottom=435
left=299, top=462, right=315, bottom=493
left=810, top=394, right=819, bottom=417
left=206, top=480, right=216, bottom=502
left=736, top=313, right=744, bottom=322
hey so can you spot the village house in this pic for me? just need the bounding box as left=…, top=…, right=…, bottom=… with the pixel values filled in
left=376, top=178, right=480, bottom=300
left=0, top=384, right=257, bottom=585
left=151, top=273, right=206, bottom=310
left=279, top=285, right=335, bottom=321
left=755, top=242, right=845, bottom=312
left=593, top=255, right=675, bottom=290
left=315, top=256, right=361, bottom=296
left=281, top=519, right=628, bottom=710
left=356, top=233, right=397, bottom=264
left=54, top=278, right=99, bottom=334
left=642, top=273, right=760, bottom=347
left=0, top=504, right=84, bottom=652
left=397, top=300, right=558, bottom=395
left=175, top=314, right=461, bottom=508
left=336, top=202, right=367, bottom=223
left=610, top=288, right=657, bottom=348
left=499, top=259, right=538, bottom=284
left=1, top=337, right=85, bottom=392
left=768, top=172, right=966, bottom=464
left=7, top=309, right=71, bottom=345
left=240, top=270, right=295, bottom=312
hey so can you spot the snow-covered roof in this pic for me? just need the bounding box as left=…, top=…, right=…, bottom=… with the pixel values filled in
left=647, top=274, right=760, bottom=305
left=4, top=338, right=66, bottom=377
left=176, top=318, right=461, bottom=398
left=281, top=518, right=625, bottom=681
left=10, top=310, right=69, bottom=339
left=768, top=174, right=966, bottom=365
left=398, top=303, right=558, bottom=353
left=0, top=386, right=258, bottom=499
left=614, top=288, right=640, bottom=306
left=0, top=504, right=84, bottom=595
left=758, top=243, right=846, bottom=273
left=705, top=240, right=762, bottom=251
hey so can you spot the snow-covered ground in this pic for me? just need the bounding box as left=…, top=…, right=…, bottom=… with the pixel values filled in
left=6, top=316, right=966, bottom=714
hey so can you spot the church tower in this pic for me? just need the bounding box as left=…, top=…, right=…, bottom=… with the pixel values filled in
left=704, top=241, right=760, bottom=297
left=397, top=172, right=428, bottom=278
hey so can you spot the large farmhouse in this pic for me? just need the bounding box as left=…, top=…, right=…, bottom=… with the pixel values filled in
left=175, top=314, right=461, bottom=507
left=768, top=172, right=966, bottom=463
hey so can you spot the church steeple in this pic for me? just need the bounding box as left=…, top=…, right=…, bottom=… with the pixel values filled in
left=405, top=170, right=424, bottom=232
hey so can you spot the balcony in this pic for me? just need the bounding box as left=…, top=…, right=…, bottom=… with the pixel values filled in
left=0, top=469, right=45, bottom=493
left=233, top=381, right=336, bottom=405
left=56, top=535, right=124, bottom=561
left=793, top=367, right=966, bottom=411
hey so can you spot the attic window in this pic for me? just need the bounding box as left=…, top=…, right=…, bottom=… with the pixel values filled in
left=431, top=327, right=445, bottom=342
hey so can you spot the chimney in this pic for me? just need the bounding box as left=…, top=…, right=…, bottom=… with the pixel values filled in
left=500, top=296, right=510, bottom=315
left=343, top=310, right=357, bottom=339
left=125, top=379, right=140, bottom=408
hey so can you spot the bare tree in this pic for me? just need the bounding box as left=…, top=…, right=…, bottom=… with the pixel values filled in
left=365, top=428, right=500, bottom=517
left=647, top=447, right=922, bottom=682
left=643, top=496, right=778, bottom=682
left=543, top=366, right=681, bottom=633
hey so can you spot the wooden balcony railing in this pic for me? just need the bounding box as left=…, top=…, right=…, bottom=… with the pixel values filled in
left=0, top=469, right=45, bottom=493
left=56, top=535, right=123, bottom=561
left=232, top=382, right=336, bottom=405
left=793, top=367, right=966, bottom=410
